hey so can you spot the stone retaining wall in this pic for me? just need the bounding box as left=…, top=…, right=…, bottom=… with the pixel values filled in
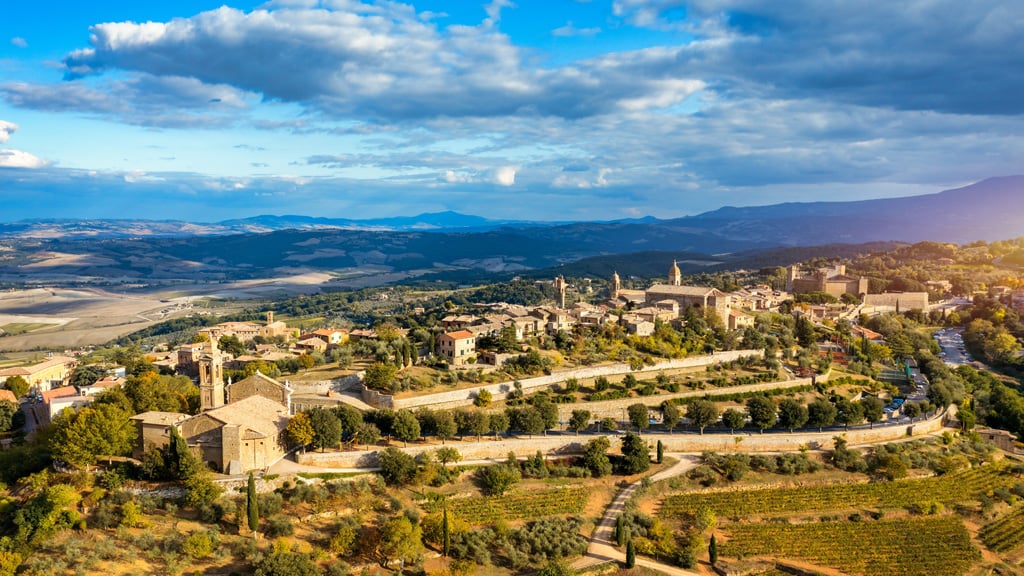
left=295, top=410, right=947, bottom=469
left=557, top=377, right=815, bottom=420
left=355, top=349, right=764, bottom=411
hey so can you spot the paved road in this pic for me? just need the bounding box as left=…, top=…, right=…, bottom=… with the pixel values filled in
left=572, top=454, right=702, bottom=575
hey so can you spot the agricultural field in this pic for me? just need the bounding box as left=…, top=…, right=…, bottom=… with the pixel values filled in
left=718, top=516, right=979, bottom=576
left=659, top=464, right=1015, bottom=519
left=981, top=504, right=1024, bottom=553
left=425, top=485, right=588, bottom=526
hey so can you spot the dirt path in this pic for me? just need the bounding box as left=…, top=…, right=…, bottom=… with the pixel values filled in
left=573, top=454, right=702, bottom=574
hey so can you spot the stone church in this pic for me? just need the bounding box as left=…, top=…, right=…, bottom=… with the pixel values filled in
left=132, top=338, right=293, bottom=474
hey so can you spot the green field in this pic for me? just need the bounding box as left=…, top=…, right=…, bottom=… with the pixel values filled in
left=719, top=516, right=979, bottom=576
left=660, top=464, right=1012, bottom=518
left=0, top=322, right=54, bottom=335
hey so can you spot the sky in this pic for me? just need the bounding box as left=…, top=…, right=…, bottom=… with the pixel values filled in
left=0, top=0, right=1023, bottom=222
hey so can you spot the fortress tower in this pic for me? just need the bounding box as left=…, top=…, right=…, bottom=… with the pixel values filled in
left=554, top=275, right=567, bottom=308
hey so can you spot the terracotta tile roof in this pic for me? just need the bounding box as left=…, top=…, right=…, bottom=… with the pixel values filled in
left=0, top=389, right=17, bottom=403
left=41, top=386, right=78, bottom=403
left=441, top=330, right=474, bottom=340
left=201, top=395, right=289, bottom=440
left=130, top=411, right=189, bottom=425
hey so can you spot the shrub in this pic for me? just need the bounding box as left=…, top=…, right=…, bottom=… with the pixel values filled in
left=265, top=515, right=295, bottom=538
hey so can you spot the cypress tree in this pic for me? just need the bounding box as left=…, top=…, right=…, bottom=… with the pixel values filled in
left=625, top=538, right=636, bottom=568
left=656, top=440, right=664, bottom=464
left=709, top=534, right=718, bottom=566
left=246, top=472, right=259, bottom=534
left=615, top=515, right=625, bottom=547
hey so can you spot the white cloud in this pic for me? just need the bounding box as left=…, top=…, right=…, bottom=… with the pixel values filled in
left=0, top=149, right=47, bottom=168
left=0, top=120, right=16, bottom=143
left=494, top=166, right=517, bottom=186
left=552, top=22, right=601, bottom=37
left=10, top=37, right=27, bottom=48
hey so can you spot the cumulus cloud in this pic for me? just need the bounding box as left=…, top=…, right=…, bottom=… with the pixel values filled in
left=0, top=149, right=47, bottom=168
left=494, top=166, right=517, bottom=186
left=0, top=120, right=16, bottom=143
left=0, top=120, right=47, bottom=169
left=40, top=3, right=702, bottom=121
left=614, top=0, right=1024, bottom=115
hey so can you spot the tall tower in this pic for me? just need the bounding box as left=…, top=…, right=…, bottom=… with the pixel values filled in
left=554, top=275, right=567, bottom=308
left=611, top=271, right=621, bottom=299
left=668, top=260, right=682, bottom=286
left=266, top=311, right=275, bottom=325
left=199, top=337, right=225, bottom=411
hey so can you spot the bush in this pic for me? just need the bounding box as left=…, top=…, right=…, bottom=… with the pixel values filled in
left=476, top=464, right=520, bottom=496
left=265, top=515, right=295, bottom=538
left=183, top=530, right=217, bottom=559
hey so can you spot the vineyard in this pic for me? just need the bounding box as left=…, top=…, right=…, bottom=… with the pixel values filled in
left=660, top=464, right=1013, bottom=518
left=426, top=486, right=588, bottom=525
left=981, top=505, right=1024, bottom=552
left=719, top=516, right=979, bottom=576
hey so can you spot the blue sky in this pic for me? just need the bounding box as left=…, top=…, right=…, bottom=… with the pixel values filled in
left=1, top=0, right=1023, bottom=222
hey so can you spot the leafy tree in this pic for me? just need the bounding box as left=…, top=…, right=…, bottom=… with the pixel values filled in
left=247, top=472, right=259, bottom=533
left=687, top=399, right=719, bottom=435
left=285, top=412, right=315, bottom=449
left=533, top=397, right=559, bottom=434
left=334, top=404, right=364, bottom=439
left=795, top=316, right=816, bottom=348
left=477, top=464, right=520, bottom=496
left=835, top=397, right=864, bottom=430
left=861, top=396, right=885, bottom=428
left=473, top=388, right=492, bottom=407
left=435, top=410, right=457, bottom=444
left=721, top=408, right=746, bottom=433
left=185, top=468, right=222, bottom=508
left=746, top=395, right=777, bottom=433
left=510, top=406, right=545, bottom=438
left=628, top=403, right=650, bottom=433
left=218, top=334, right=247, bottom=357
left=569, top=409, right=591, bottom=435
left=807, top=398, right=837, bottom=432
left=489, top=411, right=509, bottom=439
left=777, top=398, right=809, bottom=432
left=436, top=446, right=461, bottom=468
left=364, top=362, right=398, bottom=392
left=379, top=515, right=425, bottom=571
left=662, top=401, right=681, bottom=433
left=3, top=375, right=29, bottom=399
left=583, top=436, right=613, bottom=477
left=0, top=400, right=20, bottom=433
left=49, top=403, right=136, bottom=468
left=378, top=447, right=417, bottom=485
left=69, top=364, right=110, bottom=388
left=355, top=422, right=381, bottom=445
left=124, top=372, right=199, bottom=414
left=462, top=409, right=489, bottom=441
left=308, top=407, right=342, bottom=452
left=393, top=409, right=421, bottom=447
left=619, top=432, right=650, bottom=474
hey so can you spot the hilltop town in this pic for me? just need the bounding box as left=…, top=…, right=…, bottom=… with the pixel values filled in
left=0, top=243, right=1023, bottom=576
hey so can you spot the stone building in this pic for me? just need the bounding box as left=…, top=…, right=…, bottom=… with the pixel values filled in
left=786, top=264, right=868, bottom=299
left=0, top=356, right=75, bottom=392
left=437, top=330, right=477, bottom=366
left=178, top=395, right=290, bottom=474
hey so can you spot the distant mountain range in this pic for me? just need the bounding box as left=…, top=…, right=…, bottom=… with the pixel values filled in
left=0, top=177, right=1021, bottom=288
